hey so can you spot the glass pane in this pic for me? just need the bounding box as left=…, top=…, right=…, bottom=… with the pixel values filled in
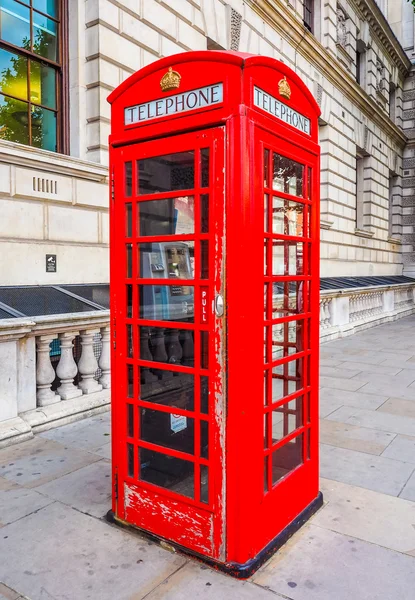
left=139, top=367, right=194, bottom=411
left=264, top=148, right=269, bottom=187
left=200, top=148, right=209, bottom=187
left=138, top=241, right=194, bottom=279
left=264, top=239, right=268, bottom=275
left=273, top=154, right=304, bottom=197
left=0, top=47, right=28, bottom=100
left=272, top=319, right=304, bottom=361
left=126, top=203, right=132, bottom=237
left=126, top=244, right=132, bottom=277
left=140, top=448, right=194, bottom=499
left=271, top=397, right=303, bottom=443
left=201, top=375, right=208, bottom=414
left=33, top=0, right=58, bottom=18
left=31, top=106, right=57, bottom=151
left=272, top=241, right=304, bottom=275
left=264, top=193, right=269, bottom=232
left=127, top=324, right=133, bottom=358
left=30, top=60, right=56, bottom=108
left=200, top=240, right=209, bottom=279
left=139, top=284, right=194, bottom=322
left=0, top=0, right=30, bottom=49
left=127, top=443, right=134, bottom=477
left=272, top=358, right=304, bottom=401
left=33, top=10, right=58, bottom=61
left=137, top=196, right=194, bottom=236
left=200, top=330, right=208, bottom=369
left=0, top=94, right=29, bottom=144
left=200, top=194, right=209, bottom=233
left=127, top=364, right=134, bottom=398
left=272, top=433, right=303, bottom=485
left=264, top=413, right=268, bottom=448
left=201, top=420, right=208, bottom=458
left=139, top=327, right=194, bottom=367
left=140, top=408, right=194, bottom=455
left=264, top=456, right=269, bottom=493
left=127, top=284, right=133, bottom=318
left=272, top=281, right=306, bottom=318
left=200, top=465, right=208, bottom=503
left=264, top=372, right=269, bottom=406
left=272, top=197, right=305, bottom=236
left=264, top=283, right=269, bottom=320
left=127, top=404, right=134, bottom=437
left=138, top=151, right=194, bottom=195
left=125, top=162, right=132, bottom=197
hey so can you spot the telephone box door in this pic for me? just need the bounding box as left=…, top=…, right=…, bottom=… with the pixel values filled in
left=257, top=125, right=320, bottom=547
left=111, top=127, right=226, bottom=559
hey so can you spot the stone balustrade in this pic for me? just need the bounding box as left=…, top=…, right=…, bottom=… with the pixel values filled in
left=0, top=311, right=110, bottom=448
left=319, top=282, right=415, bottom=341
left=1, top=282, right=415, bottom=447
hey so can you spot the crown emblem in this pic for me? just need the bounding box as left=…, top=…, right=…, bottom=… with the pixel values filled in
left=160, top=67, right=181, bottom=92
left=278, top=76, right=291, bottom=100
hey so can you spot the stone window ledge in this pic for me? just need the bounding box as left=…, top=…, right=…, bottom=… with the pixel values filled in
left=355, top=228, right=374, bottom=238
left=0, top=139, right=108, bottom=183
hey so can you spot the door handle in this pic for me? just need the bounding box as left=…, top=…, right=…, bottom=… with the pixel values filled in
left=215, top=294, right=224, bottom=317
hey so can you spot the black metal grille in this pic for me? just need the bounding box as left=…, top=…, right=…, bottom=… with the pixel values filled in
left=319, top=276, right=415, bottom=290
left=0, top=306, right=15, bottom=318
left=61, top=285, right=109, bottom=309
left=0, top=287, right=98, bottom=317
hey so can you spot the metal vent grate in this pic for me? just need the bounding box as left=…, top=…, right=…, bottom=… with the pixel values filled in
left=61, top=285, right=109, bottom=309
left=0, top=287, right=97, bottom=317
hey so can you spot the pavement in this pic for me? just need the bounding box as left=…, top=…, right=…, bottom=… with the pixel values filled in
left=1, top=315, right=415, bottom=599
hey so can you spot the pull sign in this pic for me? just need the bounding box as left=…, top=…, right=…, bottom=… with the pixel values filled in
left=201, top=287, right=209, bottom=324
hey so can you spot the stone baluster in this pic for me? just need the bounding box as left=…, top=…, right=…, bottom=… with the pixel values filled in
left=166, top=329, right=183, bottom=364
left=181, top=330, right=194, bottom=366
left=56, top=332, right=82, bottom=400
left=99, top=326, right=111, bottom=389
left=36, top=335, right=59, bottom=406
left=151, top=329, right=172, bottom=379
left=140, top=327, right=157, bottom=383
left=78, top=329, right=103, bottom=394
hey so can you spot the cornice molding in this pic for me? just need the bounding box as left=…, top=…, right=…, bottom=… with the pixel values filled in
left=353, top=0, right=411, bottom=75
left=252, top=0, right=408, bottom=147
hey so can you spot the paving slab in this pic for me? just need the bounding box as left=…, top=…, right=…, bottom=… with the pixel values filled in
left=378, top=398, right=415, bottom=418
left=91, top=443, right=111, bottom=459
left=143, top=563, right=281, bottom=600
left=319, top=419, right=395, bottom=455
left=381, top=434, right=415, bottom=463
left=359, top=380, right=415, bottom=400
left=319, top=388, right=388, bottom=411
left=253, top=524, right=415, bottom=600
left=319, top=366, right=362, bottom=379
left=318, top=397, right=344, bottom=419
left=0, top=502, right=186, bottom=600
left=319, top=443, right=414, bottom=496
left=351, top=370, right=415, bottom=386
left=313, top=478, right=415, bottom=554
left=0, top=487, right=53, bottom=526
left=333, top=362, right=402, bottom=376
left=326, top=405, right=415, bottom=436
left=39, top=414, right=111, bottom=451
left=0, top=437, right=101, bottom=488
left=319, top=376, right=367, bottom=392
left=400, top=471, right=415, bottom=501
left=35, top=459, right=111, bottom=518
left=0, top=583, right=22, bottom=600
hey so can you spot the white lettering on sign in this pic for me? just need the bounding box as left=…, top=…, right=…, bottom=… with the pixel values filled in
left=201, top=289, right=208, bottom=324
left=125, top=83, right=224, bottom=125
left=253, top=86, right=311, bottom=135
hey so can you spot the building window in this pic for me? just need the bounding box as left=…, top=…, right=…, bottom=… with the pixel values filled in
left=304, top=0, right=314, bottom=33
left=0, top=0, right=67, bottom=153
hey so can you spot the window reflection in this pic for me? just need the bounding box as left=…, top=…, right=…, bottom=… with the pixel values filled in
left=272, top=433, right=303, bottom=485
left=272, top=358, right=303, bottom=401
left=273, top=197, right=304, bottom=236
left=138, top=241, right=194, bottom=279
left=273, top=154, right=304, bottom=197
left=138, top=196, right=195, bottom=236
left=138, top=152, right=194, bottom=195
left=140, top=448, right=195, bottom=499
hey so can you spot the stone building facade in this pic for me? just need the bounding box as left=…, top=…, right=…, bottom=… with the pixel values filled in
left=0, top=0, right=414, bottom=284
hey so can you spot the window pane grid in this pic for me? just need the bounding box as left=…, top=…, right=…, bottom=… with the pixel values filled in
left=0, top=0, right=61, bottom=151
left=122, top=146, right=217, bottom=508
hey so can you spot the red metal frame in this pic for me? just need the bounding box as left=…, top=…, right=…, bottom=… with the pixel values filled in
left=108, top=50, right=321, bottom=573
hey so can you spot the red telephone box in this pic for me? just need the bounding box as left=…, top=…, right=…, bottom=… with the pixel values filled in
left=107, top=51, right=322, bottom=577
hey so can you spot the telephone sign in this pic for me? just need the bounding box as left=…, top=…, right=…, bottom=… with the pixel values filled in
left=108, top=51, right=322, bottom=577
